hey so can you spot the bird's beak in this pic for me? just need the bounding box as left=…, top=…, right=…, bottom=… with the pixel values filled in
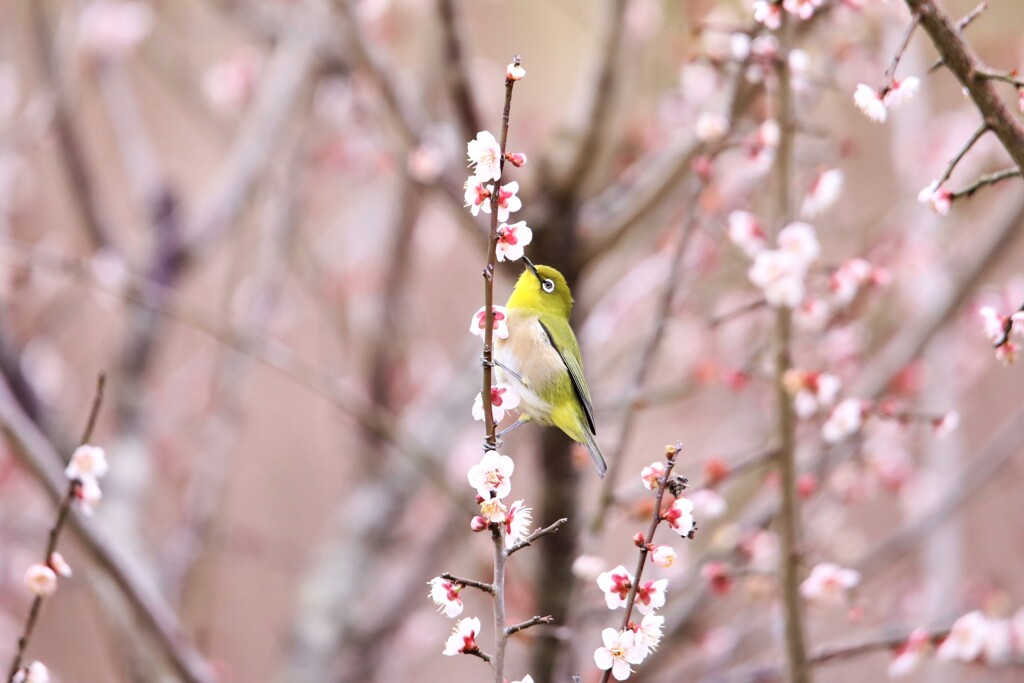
left=523, top=256, right=541, bottom=281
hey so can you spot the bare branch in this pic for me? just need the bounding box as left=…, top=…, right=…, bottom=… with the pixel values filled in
left=441, top=573, right=495, bottom=595
left=508, top=518, right=568, bottom=556
left=935, top=123, right=989, bottom=187
left=951, top=167, right=1022, bottom=201
left=506, top=615, right=554, bottom=636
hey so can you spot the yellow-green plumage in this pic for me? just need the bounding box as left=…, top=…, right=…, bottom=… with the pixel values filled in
left=494, top=263, right=606, bottom=477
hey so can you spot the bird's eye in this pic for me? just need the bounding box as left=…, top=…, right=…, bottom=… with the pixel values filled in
left=542, top=279, right=555, bottom=293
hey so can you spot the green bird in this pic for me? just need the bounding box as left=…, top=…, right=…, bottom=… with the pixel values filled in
left=493, top=258, right=606, bottom=477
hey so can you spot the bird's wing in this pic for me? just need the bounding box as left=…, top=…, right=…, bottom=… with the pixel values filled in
left=537, top=315, right=596, bottom=435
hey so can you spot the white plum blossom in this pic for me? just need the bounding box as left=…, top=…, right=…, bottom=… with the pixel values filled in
left=572, top=554, right=607, bottom=581
left=784, top=369, right=841, bottom=418
left=495, top=221, right=533, bottom=262
left=650, top=545, right=677, bottom=568
left=634, top=613, right=665, bottom=653
left=11, top=662, right=49, bottom=683
left=853, top=84, right=887, bottom=123
left=937, top=610, right=989, bottom=662
left=597, top=565, right=633, bottom=610
left=918, top=181, right=953, bottom=215
left=469, top=305, right=509, bottom=340
left=478, top=497, right=507, bottom=524
left=504, top=499, right=532, bottom=549
left=202, top=47, right=264, bottom=113
left=640, top=461, right=666, bottom=490
left=982, top=618, right=1014, bottom=666
left=594, top=628, right=646, bottom=681
left=979, top=306, right=1007, bottom=344
left=663, top=497, right=696, bottom=537
left=783, top=0, right=823, bottom=20
left=443, top=616, right=481, bottom=656
left=932, top=411, right=960, bottom=438
left=78, top=1, right=153, bottom=57
left=883, top=77, right=920, bottom=109
left=822, top=398, right=864, bottom=443
left=777, top=222, right=820, bottom=264
left=472, top=384, right=521, bottom=423
left=799, top=562, right=860, bottom=607
left=727, top=211, right=767, bottom=257
left=24, top=564, right=57, bottom=598
left=830, top=258, right=874, bottom=306
left=689, top=489, right=727, bottom=520
left=49, top=552, right=72, bottom=578
left=730, top=33, right=751, bottom=61
left=510, top=677, right=534, bottom=683
left=752, top=1, right=783, bottom=30
left=794, top=296, right=830, bottom=331
left=428, top=577, right=464, bottom=618
left=634, top=578, right=668, bottom=615
left=888, top=628, right=930, bottom=678
left=467, top=450, right=515, bottom=499
left=801, top=168, right=844, bottom=217
left=75, top=476, right=103, bottom=515
left=65, top=444, right=108, bottom=482
left=507, top=62, right=526, bottom=81
left=467, top=131, right=502, bottom=181
left=695, top=112, right=729, bottom=142
left=749, top=250, right=807, bottom=308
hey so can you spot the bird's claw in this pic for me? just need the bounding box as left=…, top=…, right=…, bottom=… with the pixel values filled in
left=484, top=436, right=504, bottom=451
left=480, top=355, right=495, bottom=368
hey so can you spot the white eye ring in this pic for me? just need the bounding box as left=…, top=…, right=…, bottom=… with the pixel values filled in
left=542, top=279, right=555, bottom=293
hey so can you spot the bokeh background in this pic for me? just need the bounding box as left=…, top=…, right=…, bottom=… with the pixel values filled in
left=1, top=0, right=1023, bottom=681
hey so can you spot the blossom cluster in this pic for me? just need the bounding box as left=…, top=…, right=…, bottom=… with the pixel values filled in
left=979, top=304, right=1024, bottom=364
left=592, top=453, right=697, bottom=680
left=731, top=216, right=820, bottom=308
left=464, top=122, right=531, bottom=263
left=888, top=608, right=1024, bottom=677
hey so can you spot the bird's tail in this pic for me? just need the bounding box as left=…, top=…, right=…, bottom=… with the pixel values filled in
left=582, top=430, right=608, bottom=478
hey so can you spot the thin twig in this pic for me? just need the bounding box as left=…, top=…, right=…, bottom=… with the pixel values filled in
left=441, top=573, right=495, bottom=595
left=597, top=444, right=681, bottom=683
left=507, top=518, right=568, bottom=556
left=928, top=1, right=990, bottom=73
left=710, top=298, right=768, bottom=328
left=6, top=375, right=105, bottom=683
left=881, top=13, right=921, bottom=92
left=481, top=58, right=521, bottom=683
left=468, top=649, right=493, bottom=664
left=935, top=123, right=989, bottom=187
left=951, top=167, right=1022, bottom=199
left=978, top=70, right=1024, bottom=88
left=506, top=615, right=554, bottom=635
left=773, top=16, right=809, bottom=683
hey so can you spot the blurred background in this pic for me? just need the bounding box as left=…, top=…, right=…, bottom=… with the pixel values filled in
left=0, top=0, right=1023, bottom=681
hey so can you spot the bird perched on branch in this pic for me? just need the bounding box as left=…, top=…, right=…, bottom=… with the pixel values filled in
left=493, top=258, right=606, bottom=477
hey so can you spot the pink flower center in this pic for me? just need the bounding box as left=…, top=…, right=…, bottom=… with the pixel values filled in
left=636, top=580, right=656, bottom=605
left=610, top=573, right=631, bottom=599
left=497, top=226, right=518, bottom=246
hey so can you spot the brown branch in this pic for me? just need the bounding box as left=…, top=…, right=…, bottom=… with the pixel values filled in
left=468, top=649, right=493, bottom=664
left=441, top=573, right=495, bottom=595
left=881, top=13, right=920, bottom=92
left=935, top=123, right=989, bottom=187
left=772, top=17, right=809, bottom=683
left=597, top=444, right=681, bottom=683
left=550, top=0, right=629, bottom=194
left=0, top=377, right=216, bottom=683
left=951, top=166, right=1021, bottom=201
left=927, top=1, right=989, bottom=73
left=436, top=0, right=482, bottom=143
left=904, top=0, right=1024, bottom=173
left=506, top=615, right=554, bottom=636
left=508, top=518, right=568, bottom=556
left=5, top=375, right=105, bottom=683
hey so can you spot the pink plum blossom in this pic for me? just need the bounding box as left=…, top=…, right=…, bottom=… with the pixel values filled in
left=640, top=461, right=666, bottom=490
left=428, top=577, right=464, bottom=618
left=504, top=499, right=532, bottom=549
left=888, top=628, right=931, bottom=678
left=597, top=565, right=633, bottom=609
left=65, top=444, right=108, bottom=482
left=727, top=211, right=767, bottom=257
left=472, top=384, right=521, bottom=423
left=663, top=497, right=696, bottom=537
left=801, top=168, right=844, bottom=217
left=799, top=562, right=860, bottom=607
left=883, top=77, right=920, bottom=109
left=783, top=0, right=823, bottom=20
left=464, top=176, right=491, bottom=216
left=918, top=181, right=952, bottom=215
left=495, top=221, right=533, bottom=262
left=752, top=1, right=783, bottom=30
left=469, top=305, right=509, bottom=340
left=634, top=578, right=668, bottom=614
left=442, top=616, right=481, bottom=656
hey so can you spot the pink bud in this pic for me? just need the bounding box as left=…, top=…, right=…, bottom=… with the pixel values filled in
left=470, top=516, right=488, bottom=532
left=505, top=152, right=527, bottom=167
left=633, top=532, right=646, bottom=547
